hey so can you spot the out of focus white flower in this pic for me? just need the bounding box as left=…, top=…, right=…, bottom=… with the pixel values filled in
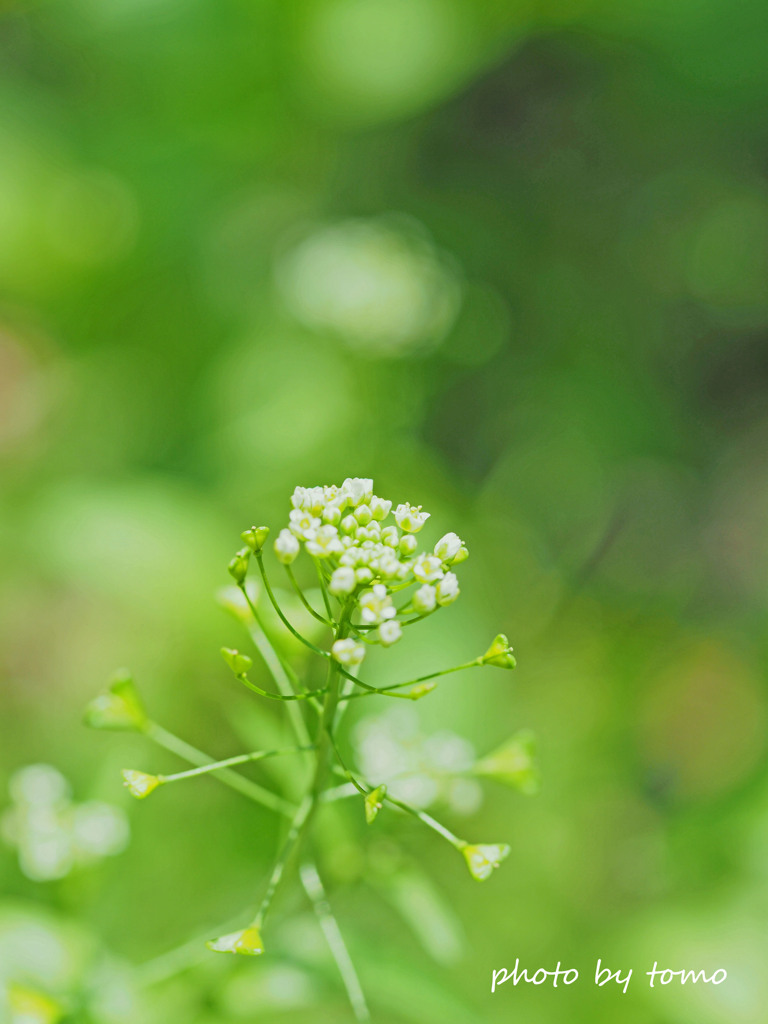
left=353, top=708, right=480, bottom=814
left=436, top=572, right=460, bottom=606
left=413, top=553, right=444, bottom=584
left=359, top=584, right=396, bottom=625
left=329, top=566, right=357, bottom=595
left=378, top=620, right=402, bottom=647
left=2, top=765, right=129, bottom=881
left=412, top=584, right=437, bottom=614
left=276, top=217, right=461, bottom=357
left=274, top=528, right=300, bottom=565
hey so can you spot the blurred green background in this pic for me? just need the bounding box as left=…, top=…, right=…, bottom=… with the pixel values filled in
left=2, top=0, right=768, bottom=1021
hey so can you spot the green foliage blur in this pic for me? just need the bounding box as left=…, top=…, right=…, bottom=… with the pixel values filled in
left=2, top=0, right=768, bottom=1021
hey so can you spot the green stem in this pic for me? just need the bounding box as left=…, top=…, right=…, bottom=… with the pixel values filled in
left=337, top=660, right=481, bottom=701
left=313, top=557, right=335, bottom=619
left=285, top=564, right=333, bottom=627
left=159, top=746, right=314, bottom=784
left=251, top=556, right=329, bottom=658
left=144, top=722, right=295, bottom=817
left=253, top=795, right=313, bottom=928
left=237, top=671, right=326, bottom=703
left=300, top=861, right=370, bottom=1022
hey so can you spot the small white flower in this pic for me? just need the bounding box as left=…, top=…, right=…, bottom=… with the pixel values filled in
left=381, top=525, right=400, bottom=548
left=378, top=620, right=402, bottom=646
left=291, top=486, right=310, bottom=510
left=289, top=508, right=320, bottom=540
left=394, top=502, right=430, bottom=533
left=305, top=486, right=327, bottom=515
left=274, top=528, right=300, bottom=565
left=356, top=567, right=374, bottom=584
left=359, top=583, right=396, bottom=624
left=412, top=584, right=437, bottom=614
left=370, top=495, right=392, bottom=521
left=399, top=534, right=417, bottom=556
left=436, top=572, right=460, bottom=605
left=373, top=547, right=400, bottom=578
left=434, top=532, right=463, bottom=562
left=340, top=514, right=358, bottom=535
left=322, top=505, right=342, bottom=527
left=354, top=503, right=373, bottom=526
left=341, top=477, right=374, bottom=507
left=332, top=638, right=366, bottom=668
left=329, top=566, right=357, bottom=596
left=305, top=524, right=343, bottom=559
left=413, top=554, right=444, bottom=584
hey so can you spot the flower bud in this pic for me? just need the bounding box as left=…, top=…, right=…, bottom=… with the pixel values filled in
left=406, top=680, right=437, bottom=700
left=228, top=547, right=250, bottom=584
left=354, top=503, right=372, bottom=526
left=83, top=670, right=148, bottom=732
left=398, top=535, right=417, bottom=556
left=412, top=584, right=437, bottom=615
left=435, top=572, right=460, bottom=606
left=369, top=495, right=392, bottom=521
left=381, top=525, right=399, bottom=547
left=340, top=514, right=358, bottom=535
left=480, top=634, right=516, bottom=669
left=221, top=647, right=253, bottom=676
left=462, top=842, right=510, bottom=881
left=451, top=545, right=469, bottom=565
left=434, top=532, right=463, bottom=562
left=355, top=567, right=374, bottom=584
left=378, top=620, right=402, bottom=646
left=331, top=638, right=366, bottom=668
left=323, top=505, right=342, bottom=527
left=207, top=925, right=264, bottom=956
left=365, top=784, right=387, bottom=824
left=122, top=769, right=162, bottom=800
left=274, top=528, right=300, bottom=564
left=240, top=526, right=270, bottom=553
left=329, top=567, right=356, bottom=596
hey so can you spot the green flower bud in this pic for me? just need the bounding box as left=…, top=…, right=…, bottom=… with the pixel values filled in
left=323, top=505, right=342, bottom=527
left=122, top=769, right=162, bottom=799
left=354, top=503, right=373, bottom=526
left=228, top=547, right=251, bottom=584
left=473, top=731, right=539, bottom=794
left=462, top=842, right=510, bottom=881
left=365, top=785, right=387, bottom=824
left=406, top=680, right=437, bottom=700
left=340, top=514, right=357, bottom=535
left=83, top=670, right=148, bottom=732
left=207, top=925, right=264, bottom=956
left=221, top=647, right=253, bottom=676
left=480, top=634, right=516, bottom=669
left=399, top=535, right=417, bottom=556
left=240, top=525, right=270, bottom=553
left=451, top=544, right=469, bottom=565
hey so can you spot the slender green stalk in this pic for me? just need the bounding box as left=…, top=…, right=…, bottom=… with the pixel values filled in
left=285, top=564, right=333, bottom=626
left=238, top=671, right=325, bottom=703
left=253, top=796, right=312, bottom=927
left=337, top=659, right=481, bottom=701
left=329, top=761, right=465, bottom=850
left=145, top=721, right=295, bottom=817
left=159, top=746, right=314, bottom=785
left=313, top=556, right=335, bottom=619
left=252, top=555, right=329, bottom=658
left=300, top=861, right=370, bottom=1022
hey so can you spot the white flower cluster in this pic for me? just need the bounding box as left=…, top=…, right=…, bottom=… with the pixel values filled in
left=272, top=478, right=468, bottom=664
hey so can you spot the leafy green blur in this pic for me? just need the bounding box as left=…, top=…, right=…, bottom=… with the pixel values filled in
left=1, top=0, right=768, bottom=1021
